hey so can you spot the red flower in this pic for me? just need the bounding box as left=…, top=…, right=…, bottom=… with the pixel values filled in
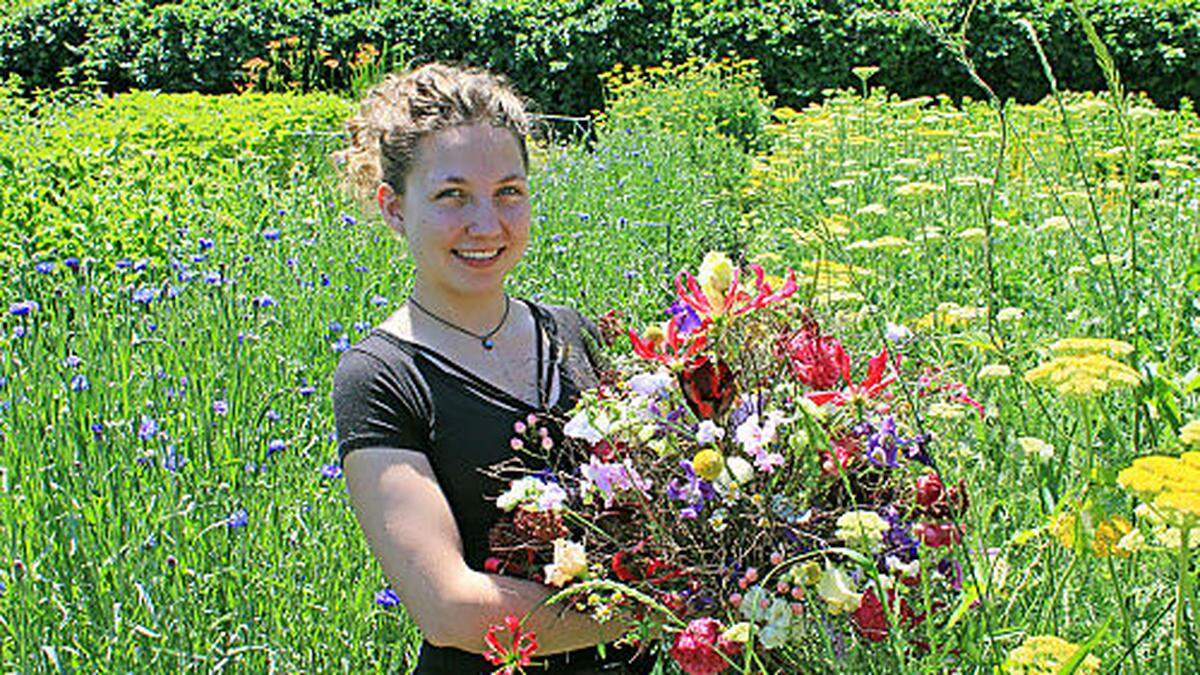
left=806, top=347, right=896, bottom=407
left=483, top=614, right=539, bottom=674
left=783, top=329, right=849, bottom=390
left=915, top=473, right=945, bottom=509
left=629, top=313, right=707, bottom=365
left=669, top=618, right=742, bottom=675
left=678, top=355, right=737, bottom=420
left=914, top=473, right=969, bottom=518
left=913, top=522, right=963, bottom=548
left=851, top=587, right=917, bottom=643
left=675, top=263, right=798, bottom=324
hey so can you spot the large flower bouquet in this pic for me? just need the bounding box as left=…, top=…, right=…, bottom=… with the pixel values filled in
left=482, top=253, right=976, bottom=674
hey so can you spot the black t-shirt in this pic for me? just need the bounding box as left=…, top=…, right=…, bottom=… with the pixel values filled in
left=332, top=300, right=646, bottom=674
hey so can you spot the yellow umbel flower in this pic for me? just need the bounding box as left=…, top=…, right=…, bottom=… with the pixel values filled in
left=1023, top=353, right=1140, bottom=397
left=1048, top=337, right=1134, bottom=358
left=1117, top=452, right=1200, bottom=528
left=1180, top=419, right=1200, bottom=448
left=1092, top=515, right=1133, bottom=558
left=1003, top=635, right=1101, bottom=674
left=692, top=449, right=724, bottom=481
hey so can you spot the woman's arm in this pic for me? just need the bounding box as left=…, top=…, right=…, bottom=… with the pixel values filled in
left=344, top=446, right=629, bottom=654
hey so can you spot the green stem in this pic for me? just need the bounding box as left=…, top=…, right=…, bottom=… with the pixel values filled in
left=1106, top=552, right=1139, bottom=675
left=1173, top=521, right=1193, bottom=675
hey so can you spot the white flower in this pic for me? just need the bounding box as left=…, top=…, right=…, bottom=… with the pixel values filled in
left=696, top=420, right=725, bottom=445
left=885, top=322, right=912, bottom=343
left=628, top=370, right=674, bottom=398
left=543, top=539, right=588, bottom=587
left=817, top=565, right=862, bottom=614
left=714, top=456, right=754, bottom=494
left=977, top=363, right=1012, bottom=379
left=564, top=410, right=604, bottom=444
left=1017, top=436, right=1055, bottom=462
left=496, top=477, right=540, bottom=512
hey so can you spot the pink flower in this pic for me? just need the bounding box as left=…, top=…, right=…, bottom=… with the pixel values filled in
left=669, top=618, right=742, bottom=675
left=483, top=614, right=539, bottom=674
left=783, top=330, right=849, bottom=389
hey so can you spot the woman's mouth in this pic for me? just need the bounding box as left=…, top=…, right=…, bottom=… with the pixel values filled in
left=453, top=247, right=505, bottom=266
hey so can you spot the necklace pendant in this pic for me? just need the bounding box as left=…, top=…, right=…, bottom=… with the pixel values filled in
left=483, top=338, right=495, bottom=350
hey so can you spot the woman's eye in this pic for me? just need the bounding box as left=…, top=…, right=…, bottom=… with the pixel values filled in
left=436, top=188, right=465, bottom=201
left=498, top=185, right=525, bottom=198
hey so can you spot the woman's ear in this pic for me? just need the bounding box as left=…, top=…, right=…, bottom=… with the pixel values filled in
left=377, top=183, right=406, bottom=237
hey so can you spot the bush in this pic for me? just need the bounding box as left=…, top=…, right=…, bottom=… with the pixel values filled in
left=0, top=0, right=1196, bottom=114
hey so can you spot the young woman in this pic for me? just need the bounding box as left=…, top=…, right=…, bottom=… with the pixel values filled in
left=330, top=63, right=643, bottom=673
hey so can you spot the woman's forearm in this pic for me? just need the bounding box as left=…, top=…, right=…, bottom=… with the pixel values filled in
left=428, top=568, right=630, bottom=655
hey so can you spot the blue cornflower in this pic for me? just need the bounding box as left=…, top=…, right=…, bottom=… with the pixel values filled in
left=226, top=508, right=249, bottom=529
left=12, top=326, right=26, bottom=339
left=212, top=400, right=228, bottom=416
left=134, top=260, right=149, bottom=272
left=243, top=254, right=254, bottom=263
left=341, top=213, right=357, bottom=226
left=116, top=258, right=133, bottom=270
left=91, top=423, right=104, bottom=438
left=374, top=587, right=401, bottom=608
left=267, top=439, right=286, bottom=457
left=353, top=321, right=370, bottom=333
left=198, top=237, right=214, bottom=250
left=203, top=271, right=221, bottom=285
left=328, top=320, right=344, bottom=333
left=64, top=355, right=82, bottom=368
left=137, top=415, right=159, bottom=441
left=64, top=257, right=80, bottom=271
left=161, top=445, right=186, bottom=472
left=298, top=385, right=316, bottom=397
left=332, top=335, right=350, bottom=353
left=252, top=294, right=276, bottom=308
left=131, top=288, right=156, bottom=305
left=34, top=261, right=54, bottom=274
left=191, top=253, right=208, bottom=263
left=319, top=273, right=331, bottom=287
left=262, top=228, right=281, bottom=241
left=8, top=300, right=37, bottom=316
left=265, top=409, right=280, bottom=422
left=285, top=257, right=297, bottom=267
left=370, top=295, right=388, bottom=307
left=354, top=265, right=368, bottom=273
left=320, top=463, right=343, bottom=479
left=69, top=374, right=90, bottom=392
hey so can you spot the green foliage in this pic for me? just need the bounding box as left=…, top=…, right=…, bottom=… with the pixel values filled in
left=1, top=0, right=1198, bottom=115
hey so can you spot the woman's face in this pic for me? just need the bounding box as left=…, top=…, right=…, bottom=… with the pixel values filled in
left=381, top=124, right=531, bottom=303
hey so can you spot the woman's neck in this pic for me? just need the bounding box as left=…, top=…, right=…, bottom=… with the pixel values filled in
left=408, top=283, right=509, bottom=335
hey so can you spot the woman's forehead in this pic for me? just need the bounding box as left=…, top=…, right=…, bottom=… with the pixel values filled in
left=414, top=124, right=525, bottom=184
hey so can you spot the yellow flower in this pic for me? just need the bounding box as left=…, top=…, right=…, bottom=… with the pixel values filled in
left=692, top=449, right=724, bottom=481
left=698, top=251, right=735, bottom=311
left=1092, top=515, right=1133, bottom=558
left=1118, top=452, right=1200, bottom=543
left=978, top=364, right=1012, bottom=379
left=835, top=510, right=890, bottom=553
left=1018, top=436, right=1055, bottom=461
left=1180, top=419, right=1200, bottom=447
left=1003, top=635, right=1101, bottom=674
left=544, top=539, right=588, bottom=587
left=1048, top=337, right=1134, bottom=358
left=1023, top=353, right=1140, bottom=397
left=817, top=565, right=862, bottom=614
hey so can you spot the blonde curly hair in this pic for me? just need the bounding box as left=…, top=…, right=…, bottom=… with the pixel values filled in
left=331, top=62, right=532, bottom=212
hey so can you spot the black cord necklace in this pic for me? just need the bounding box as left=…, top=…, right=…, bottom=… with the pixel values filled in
left=407, top=294, right=511, bottom=351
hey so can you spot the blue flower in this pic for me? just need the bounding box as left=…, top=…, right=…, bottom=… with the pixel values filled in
left=353, top=321, right=370, bottom=333
left=91, top=423, right=104, bottom=438
left=328, top=321, right=344, bottom=333
left=226, top=508, right=249, bottom=529
left=12, top=326, right=26, bottom=339
left=191, top=253, right=207, bottom=263
left=266, top=409, right=281, bottom=422
left=374, top=587, right=401, bottom=608
left=212, top=400, right=228, bottom=416
left=865, top=417, right=901, bottom=469
left=198, top=237, right=214, bottom=250
left=285, top=257, right=297, bottom=267
left=370, top=295, right=388, bottom=307
left=64, top=257, right=81, bottom=271
left=131, top=288, right=156, bottom=305
left=137, top=415, right=159, bottom=441
left=203, top=271, right=221, bottom=285
left=34, top=261, right=54, bottom=274
left=134, top=260, right=149, bottom=272
left=354, top=265, right=368, bottom=273
left=319, top=273, right=331, bottom=287
left=298, top=385, right=316, bottom=397
left=252, top=294, right=276, bottom=308
left=332, top=335, right=350, bottom=353
left=267, top=439, right=286, bottom=457
left=70, top=374, right=90, bottom=392
left=667, top=300, right=702, bottom=335
left=320, top=463, right=343, bottom=479
left=8, top=300, right=37, bottom=316
left=341, top=213, right=357, bottom=226
left=64, top=355, right=82, bottom=368
left=262, top=228, right=281, bottom=241
left=116, top=258, right=133, bottom=270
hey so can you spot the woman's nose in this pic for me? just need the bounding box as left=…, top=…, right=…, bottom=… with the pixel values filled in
left=468, top=200, right=503, bottom=235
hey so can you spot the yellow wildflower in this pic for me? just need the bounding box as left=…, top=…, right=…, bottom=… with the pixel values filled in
left=1003, top=635, right=1100, bottom=674
left=1048, top=337, right=1134, bottom=358
left=697, top=251, right=735, bottom=312
left=978, top=364, right=1012, bottom=379
left=692, top=449, right=724, bottom=481
left=1023, top=353, right=1141, bottom=398
left=1092, top=515, right=1133, bottom=558
left=1018, top=436, right=1055, bottom=461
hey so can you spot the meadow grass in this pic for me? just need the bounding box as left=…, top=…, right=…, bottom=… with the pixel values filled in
left=1, top=56, right=1198, bottom=672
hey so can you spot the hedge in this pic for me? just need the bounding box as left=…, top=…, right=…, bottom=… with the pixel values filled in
left=1, top=0, right=1197, bottom=115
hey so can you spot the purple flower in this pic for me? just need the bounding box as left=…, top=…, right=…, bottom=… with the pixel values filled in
left=203, top=271, right=221, bottom=285
left=328, top=320, right=344, bottom=333
left=332, top=335, right=350, bottom=353
left=91, top=423, right=104, bottom=438
left=161, top=445, right=186, bottom=472
left=191, top=254, right=208, bottom=264
left=297, top=385, right=316, bottom=397
left=667, top=300, right=703, bottom=334
left=226, top=508, right=249, bottom=529
left=265, top=409, right=281, bottom=422
left=12, top=326, right=26, bottom=339
left=901, top=433, right=934, bottom=467
left=865, top=417, right=901, bottom=469
left=212, top=400, right=228, bottom=416
left=198, top=237, right=214, bottom=251
left=69, top=374, right=90, bottom=392
left=320, top=463, right=343, bottom=479
left=116, top=258, right=133, bottom=270
left=374, top=587, right=401, bottom=608
left=285, top=257, right=297, bottom=267
left=319, top=273, right=331, bottom=287
left=252, top=294, right=276, bottom=308
left=63, top=355, right=82, bottom=368
left=666, top=460, right=716, bottom=519
left=137, top=415, right=159, bottom=441
left=370, top=295, right=388, bottom=307
left=341, top=213, right=357, bottom=226
left=131, top=288, right=156, bottom=305
left=353, top=321, right=370, bottom=333
left=134, top=259, right=149, bottom=272
left=262, top=228, right=281, bottom=241
left=8, top=300, right=37, bottom=316
left=34, top=261, right=54, bottom=274
left=267, top=439, right=286, bottom=457
left=354, top=265, right=368, bottom=273
left=64, top=257, right=80, bottom=271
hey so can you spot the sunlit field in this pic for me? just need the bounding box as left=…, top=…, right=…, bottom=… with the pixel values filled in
left=2, top=55, right=1198, bottom=672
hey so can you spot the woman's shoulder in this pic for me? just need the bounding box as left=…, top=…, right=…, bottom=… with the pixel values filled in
left=333, top=330, right=431, bottom=407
